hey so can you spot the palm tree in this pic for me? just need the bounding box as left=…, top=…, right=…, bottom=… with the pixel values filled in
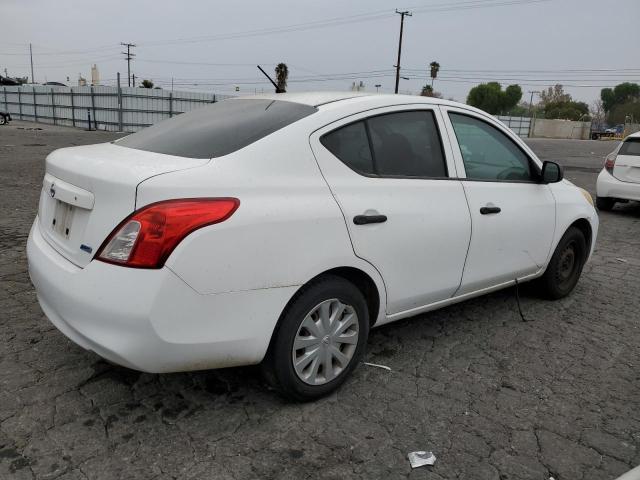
left=429, top=61, right=440, bottom=87
left=275, top=63, right=288, bottom=93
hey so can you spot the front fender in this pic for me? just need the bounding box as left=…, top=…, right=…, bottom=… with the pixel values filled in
left=548, top=181, right=599, bottom=263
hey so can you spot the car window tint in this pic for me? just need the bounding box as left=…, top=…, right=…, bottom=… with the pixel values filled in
left=116, top=99, right=317, bottom=159
left=320, top=121, right=374, bottom=174
left=367, top=111, right=447, bottom=177
left=619, top=138, right=640, bottom=156
left=449, top=113, right=533, bottom=181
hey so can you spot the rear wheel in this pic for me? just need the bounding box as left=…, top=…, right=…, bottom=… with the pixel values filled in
left=536, top=226, right=587, bottom=299
left=262, top=275, right=369, bottom=401
left=596, top=196, right=615, bottom=211
left=0, top=115, right=6, bottom=126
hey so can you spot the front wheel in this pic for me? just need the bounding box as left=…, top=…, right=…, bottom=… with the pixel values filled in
left=262, top=275, right=369, bottom=401
left=0, top=115, right=6, bottom=125
left=536, top=226, right=587, bottom=299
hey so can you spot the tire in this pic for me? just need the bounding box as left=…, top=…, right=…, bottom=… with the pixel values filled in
left=261, top=275, right=369, bottom=401
left=536, top=226, right=587, bottom=299
left=596, top=196, right=615, bottom=211
left=0, top=115, right=6, bottom=126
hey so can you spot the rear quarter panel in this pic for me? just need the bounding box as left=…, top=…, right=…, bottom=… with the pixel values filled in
left=135, top=119, right=388, bottom=324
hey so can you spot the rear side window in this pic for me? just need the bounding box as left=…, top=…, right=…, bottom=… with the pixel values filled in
left=368, top=111, right=446, bottom=177
left=319, top=121, right=373, bottom=174
left=321, top=110, right=447, bottom=178
left=116, top=99, right=317, bottom=159
left=619, top=138, right=640, bottom=156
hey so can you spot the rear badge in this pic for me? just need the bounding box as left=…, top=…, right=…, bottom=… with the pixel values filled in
left=80, top=244, right=93, bottom=254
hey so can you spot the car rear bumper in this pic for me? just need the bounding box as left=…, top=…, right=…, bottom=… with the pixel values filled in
left=27, top=218, right=297, bottom=373
left=596, top=169, right=640, bottom=202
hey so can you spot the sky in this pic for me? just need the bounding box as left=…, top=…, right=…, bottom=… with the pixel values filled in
left=1, top=0, right=639, bottom=106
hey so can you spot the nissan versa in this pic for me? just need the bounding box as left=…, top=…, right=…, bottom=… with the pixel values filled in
left=27, top=92, right=598, bottom=400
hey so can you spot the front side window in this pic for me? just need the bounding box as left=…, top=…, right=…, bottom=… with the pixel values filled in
left=321, top=110, right=447, bottom=178
left=449, top=113, right=534, bottom=181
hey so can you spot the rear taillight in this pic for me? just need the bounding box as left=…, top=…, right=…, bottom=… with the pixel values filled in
left=604, top=152, right=617, bottom=174
left=96, top=198, right=239, bottom=268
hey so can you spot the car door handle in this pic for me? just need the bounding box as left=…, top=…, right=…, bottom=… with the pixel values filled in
left=353, top=214, right=387, bottom=225
left=480, top=206, right=501, bottom=215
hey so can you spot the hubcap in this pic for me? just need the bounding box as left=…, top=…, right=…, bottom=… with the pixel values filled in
left=292, top=298, right=359, bottom=386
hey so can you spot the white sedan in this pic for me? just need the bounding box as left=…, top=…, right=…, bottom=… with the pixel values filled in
left=596, top=131, right=640, bottom=210
left=27, top=92, right=598, bottom=400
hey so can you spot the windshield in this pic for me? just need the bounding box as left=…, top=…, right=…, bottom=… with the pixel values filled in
left=116, top=99, right=317, bottom=159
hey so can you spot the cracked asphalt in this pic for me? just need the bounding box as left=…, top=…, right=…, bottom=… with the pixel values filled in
left=1, top=122, right=639, bottom=480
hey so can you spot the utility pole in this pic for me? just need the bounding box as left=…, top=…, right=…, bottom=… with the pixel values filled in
left=394, top=10, right=411, bottom=94
left=528, top=90, right=540, bottom=117
left=29, top=43, right=35, bottom=84
left=120, top=42, right=136, bottom=87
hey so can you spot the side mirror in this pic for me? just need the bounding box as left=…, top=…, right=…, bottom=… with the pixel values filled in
left=541, top=161, right=563, bottom=184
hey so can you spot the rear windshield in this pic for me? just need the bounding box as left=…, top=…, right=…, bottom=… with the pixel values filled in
left=115, top=99, right=317, bottom=158
left=619, top=138, right=640, bottom=156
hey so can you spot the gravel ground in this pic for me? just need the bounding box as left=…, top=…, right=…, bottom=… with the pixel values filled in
left=1, top=121, right=639, bottom=480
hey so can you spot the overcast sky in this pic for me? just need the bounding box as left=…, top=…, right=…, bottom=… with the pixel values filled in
left=2, top=0, right=639, bottom=106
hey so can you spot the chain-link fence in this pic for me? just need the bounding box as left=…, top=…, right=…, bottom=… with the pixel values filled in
left=1, top=85, right=232, bottom=132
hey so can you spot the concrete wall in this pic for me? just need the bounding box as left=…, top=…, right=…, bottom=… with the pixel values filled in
left=531, top=118, right=591, bottom=140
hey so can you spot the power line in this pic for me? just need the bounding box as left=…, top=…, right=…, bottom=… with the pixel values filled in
left=404, top=67, right=640, bottom=73
left=134, top=0, right=550, bottom=47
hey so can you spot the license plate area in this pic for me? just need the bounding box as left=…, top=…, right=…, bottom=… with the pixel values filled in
left=51, top=200, right=75, bottom=239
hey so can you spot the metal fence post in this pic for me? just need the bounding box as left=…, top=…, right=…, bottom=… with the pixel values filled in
left=90, top=86, right=97, bottom=130
left=117, top=72, right=123, bottom=132
left=17, top=88, right=22, bottom=120
left=3, top=87, right=7, bottom=113
left=33, top=86, right=38, bottom=122
left=50, top=88, right=56, bottom=125
left=70, top=88, right=76, bottom=127
left=168, top=92, right=173, bottom=118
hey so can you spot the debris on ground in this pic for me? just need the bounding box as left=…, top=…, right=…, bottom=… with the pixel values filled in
left=407, top=451, right=436, bottom=469
left=616, top=258, right=628, bottom=263
left=363, top=362, right=392, bottom=371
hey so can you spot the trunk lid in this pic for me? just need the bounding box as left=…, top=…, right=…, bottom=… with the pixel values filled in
left=38, top=142, right=209, bottom=268
left=613, top=137, right=640, bottom=183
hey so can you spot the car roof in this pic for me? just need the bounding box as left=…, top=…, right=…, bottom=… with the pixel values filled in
left=233, top=91, right=484, bottom=114
left=235, top=91, right=372, bottom=107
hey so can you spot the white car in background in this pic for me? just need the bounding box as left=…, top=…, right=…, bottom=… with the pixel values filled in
left=27, top=92, right=598, bottom=400
left=596, top=131, right=640, bottom=210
